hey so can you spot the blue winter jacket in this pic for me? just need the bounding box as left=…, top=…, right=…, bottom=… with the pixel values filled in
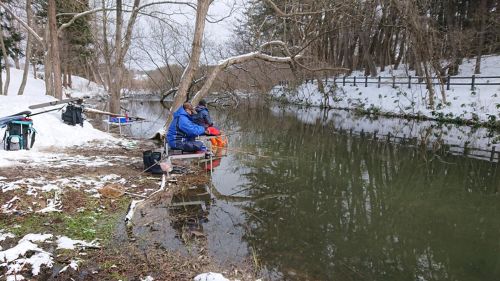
left=167, top=107, right=205, bottom=148
left=192, top=105, right=213, bottom=127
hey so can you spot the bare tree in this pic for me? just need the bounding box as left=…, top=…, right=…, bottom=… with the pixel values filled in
left=166, top=0, right=211, bottom=123
left=0, top=21, right=11, bottom=96
left=48, top=0, right=63, bottom=99
left=17, top=0, right=32, bottom=95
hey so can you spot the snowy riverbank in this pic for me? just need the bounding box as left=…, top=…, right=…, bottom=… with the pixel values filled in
left=0, top=69, right=116, bottom=167
left=271, top=55, right=500, bottom=126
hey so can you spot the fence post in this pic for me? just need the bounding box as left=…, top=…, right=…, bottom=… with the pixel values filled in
left=491, top=146, right=496, bottom=162
left=333, top=76, right=336, bottom=86
left=343, top=76, right=346, bottom=86
left=354, top=76, right=357, bottom=86
left=408, top=75, right=412, bottom=89
left=447, top=75, right=451, bottom=90
left=471, top=75, right=475, bottom=91
left=378, top=76, right=381, bottom=88
left=365, top=76, right=368, bottom=87
left=392, top=76, right=396, bottom=88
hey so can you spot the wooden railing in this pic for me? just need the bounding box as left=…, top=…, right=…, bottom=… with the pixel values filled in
left=280, top=75, right=500, bottom=91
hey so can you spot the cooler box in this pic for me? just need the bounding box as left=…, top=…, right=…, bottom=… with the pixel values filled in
left=109, top=117, right=128, bottom=123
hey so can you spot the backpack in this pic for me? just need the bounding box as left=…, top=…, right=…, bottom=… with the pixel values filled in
left=61, top=104, right=84, bottom=126
left=142, top=150, right=163, bottom=174
left=2, top=119, right=36, bottom=151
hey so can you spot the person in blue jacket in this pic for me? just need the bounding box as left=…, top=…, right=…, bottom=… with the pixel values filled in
left=192, top=99, right=213, bottom=128
left=167, top=103, right=208, bottom=152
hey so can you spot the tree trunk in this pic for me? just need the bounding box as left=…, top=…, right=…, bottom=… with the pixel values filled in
left=109, top=0, right=141, bottom=114
left=394, top=32, right=405, bottom=70
left=62, top=63, right=68, bottom=88
left=32, top=62, right=37, bottom=79
left=99, top=0, right=112, bottom=94
left=88, top=57, right=104, bottom=87
left=48, top=0, right=63, bottom=99
left=474, top=0, right=487, bottom=74
left=165, top=0, right=211, bottom=126
left=13, top=54, right=20, bottom=69
left=68, top=64, right=72, bottom=88
left=44, top=52, right=53, bottom=95
left=0, top=62, right=2, bottom=95
left=0, top=23, right=11, bottom=96
left=422, top=62, right=435, bottom=109
left=18, top=0, right=32, bottom=95
left=44, top=24, right=53, bottom=96
left=109, top=0, right=124, bottom=113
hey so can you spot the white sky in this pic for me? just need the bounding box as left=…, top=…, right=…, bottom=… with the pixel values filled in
left=205, top=0, right=245, bottom=42
left=129, top=0, right=247, bottom=70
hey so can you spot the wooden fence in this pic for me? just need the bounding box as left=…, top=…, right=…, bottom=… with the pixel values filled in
left=281, top=75, right=500, bottom=91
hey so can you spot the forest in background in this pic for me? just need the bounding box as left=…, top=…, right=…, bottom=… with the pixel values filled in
left=0, top=0, right=499, bottom=111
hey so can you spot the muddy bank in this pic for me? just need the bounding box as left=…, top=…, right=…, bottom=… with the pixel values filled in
left=0, top=140, right=256, bottom=280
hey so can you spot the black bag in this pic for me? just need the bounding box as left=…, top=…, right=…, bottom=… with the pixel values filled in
left=142, top=150, right=163, bottom=174
left=3, top=120, right=36, bottom=151
left=61, top=104, right=84, bottom=126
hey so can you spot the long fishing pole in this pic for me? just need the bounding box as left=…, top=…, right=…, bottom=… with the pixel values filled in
left=28, top=106, right=65, bottom=117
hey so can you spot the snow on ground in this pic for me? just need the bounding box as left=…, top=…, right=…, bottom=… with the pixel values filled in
left=0, top=232, right=96, bottom=280
left=0, top=230, right=15, bottom=250
left=0, top=173, right=128, bottom=214
left=56, top=236, right=99, bottom=250
left=194, top=272, right=230, bottom=281
left=58, top=259, right=80, bottom=274
left=194, top=272, right=262, bottom=281
left=68, top=75, right=109, bottom=98
left=272, top=55, right=500, bottom=124
left=0, top=68, right=117, bottom=167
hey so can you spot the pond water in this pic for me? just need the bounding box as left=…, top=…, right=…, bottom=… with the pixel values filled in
left=121, top=100, right=499, bottom=281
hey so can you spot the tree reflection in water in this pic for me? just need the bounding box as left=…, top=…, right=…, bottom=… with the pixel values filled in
left=215, top=104, right=499, bottom=281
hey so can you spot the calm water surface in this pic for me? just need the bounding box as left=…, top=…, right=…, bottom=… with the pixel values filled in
left=124, top=100, right=500, bottom=281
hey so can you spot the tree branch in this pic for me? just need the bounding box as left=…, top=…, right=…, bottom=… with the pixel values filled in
left=58, top=8, right=105, bottom=35
left=262, top=0, right=336, bottom=17
left=57, top=1, right=196, bottom=35
left=0, top=2, right=44, bottom=46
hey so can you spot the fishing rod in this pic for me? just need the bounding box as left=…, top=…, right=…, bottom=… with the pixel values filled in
left=27, top=106, right=65, bottom=117
left=0, top=107, right=64, bottom=127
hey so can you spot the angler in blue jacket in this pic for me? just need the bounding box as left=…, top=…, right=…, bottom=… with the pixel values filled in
left=192, top=99, right=213, bottom=128
left=167, top=103, right=208, bottom=152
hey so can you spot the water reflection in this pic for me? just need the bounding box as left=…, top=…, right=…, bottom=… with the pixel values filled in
left=123, top=100, right=499, bottom=280
left=215, top=103, right=499, bottom=281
